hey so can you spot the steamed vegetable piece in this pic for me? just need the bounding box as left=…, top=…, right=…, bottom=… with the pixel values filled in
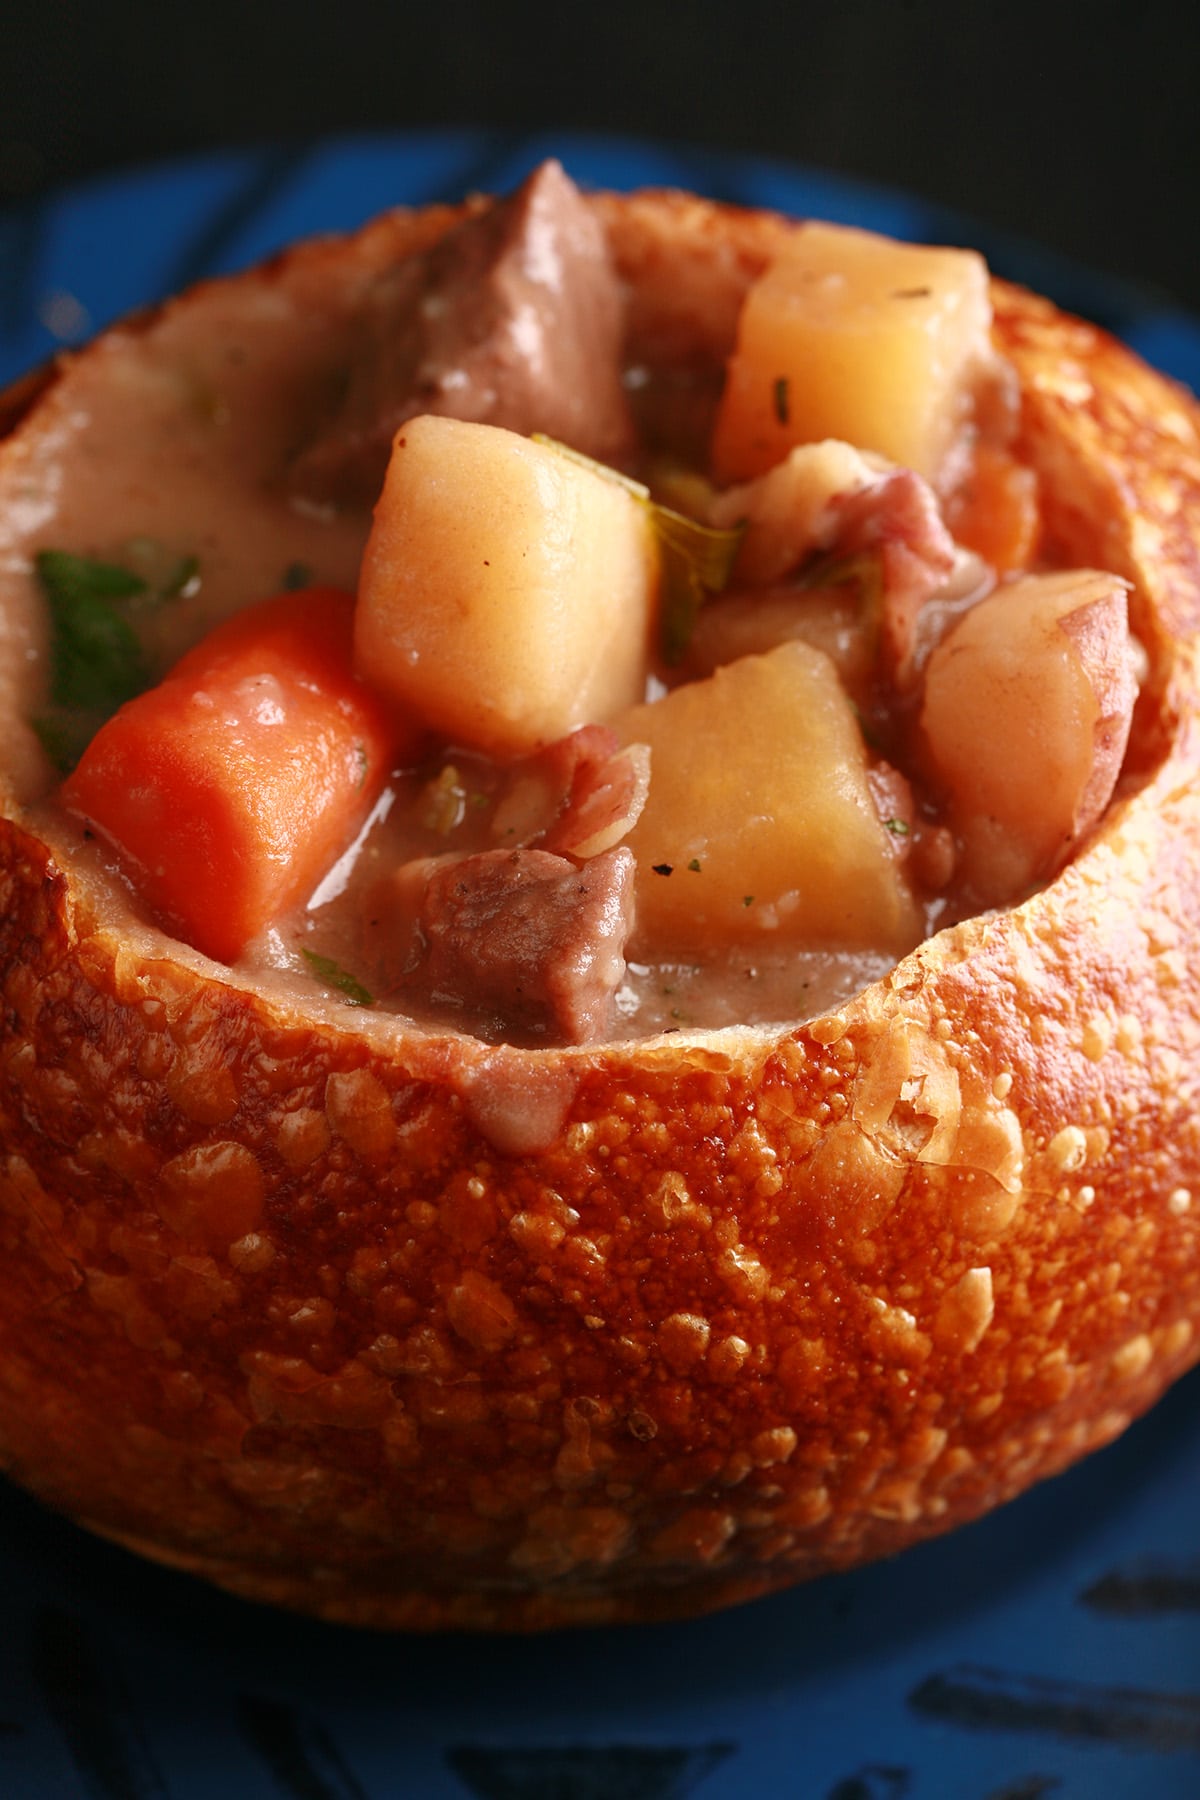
left=63, top=587, right=408, bottom=964
left=919, top=569, right=1138, bottom=902
left=614, top=640, right=922, bottom=951
left=712, top=221, right=993, bottom=485
left=682, top=582, right=872, bottom=693
left=356, top=416, right=660, bottom=757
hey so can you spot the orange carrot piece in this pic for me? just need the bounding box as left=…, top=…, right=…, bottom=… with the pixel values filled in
left=946, top=443, right=1041, bottom=575
left=63, top=587, right=414, bottom=964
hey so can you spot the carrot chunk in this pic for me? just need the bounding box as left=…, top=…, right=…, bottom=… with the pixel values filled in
left=63, top=587, right=412, bottom=964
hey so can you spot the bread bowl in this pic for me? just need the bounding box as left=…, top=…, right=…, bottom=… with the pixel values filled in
left=2, top=160, right=1200, bottom=1634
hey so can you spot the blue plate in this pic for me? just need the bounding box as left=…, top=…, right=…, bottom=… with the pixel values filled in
left=3, top=131, right=1200, bottom=1800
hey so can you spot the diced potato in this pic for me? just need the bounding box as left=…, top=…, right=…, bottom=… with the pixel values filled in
left=712, top=221, right=993, bottom=486
left=919, top=569, right=1136, bottom=901
left=614, top=641, right=921, bottom=952
left=682, top=583, right=872, bottom=696
left=356, top=417, right=659, bottom=758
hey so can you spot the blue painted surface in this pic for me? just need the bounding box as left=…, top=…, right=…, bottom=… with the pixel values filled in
left=3, top=129, right=1200, bottom=392
left=2, top=131, right=1200, bottom=1799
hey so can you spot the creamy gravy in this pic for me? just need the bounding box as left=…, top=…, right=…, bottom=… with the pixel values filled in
left=231, top=757, right=908, bottom=1045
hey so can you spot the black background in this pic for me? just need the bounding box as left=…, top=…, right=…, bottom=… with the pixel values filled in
left=2, top=0, right=1199, bottom=313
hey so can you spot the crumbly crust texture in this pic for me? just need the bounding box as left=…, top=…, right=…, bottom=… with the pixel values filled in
left=3, top=193, right=1200, bottom=1629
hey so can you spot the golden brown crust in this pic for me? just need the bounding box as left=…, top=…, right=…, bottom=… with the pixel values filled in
left=3, top=192, right=1200, bottom=1629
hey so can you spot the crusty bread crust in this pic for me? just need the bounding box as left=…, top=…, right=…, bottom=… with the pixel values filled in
left=2, top=192, right=1200, bottom=1629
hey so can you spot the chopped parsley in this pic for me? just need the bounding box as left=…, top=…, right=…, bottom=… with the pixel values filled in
left=36, top=551, right=148, bottom=712
left=742, top=895, right=755, bottom=907
left=773, top=375, right=790, bottom=425
left=652, top=862, right=674, bottom=877
left=656, top=505, right=744, bottom=666
left=32, top=551, right=151, bottom=769
left=31, top=546, right=201, bottom=771
left=31, top=712, right=92, bottom=773
left=687, top=858, right=702, bottom=872
left=301, top=948, right=374, bottom=1006
left=282, top=560, right=313, bottom=591
left=884, top=817, right=911, bottom=836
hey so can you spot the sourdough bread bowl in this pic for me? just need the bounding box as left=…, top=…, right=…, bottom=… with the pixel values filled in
left=2, top=168, right=1200, bottom=1631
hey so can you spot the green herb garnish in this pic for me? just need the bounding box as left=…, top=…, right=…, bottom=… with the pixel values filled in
left=32, top=551, right=154, bottom=769
left=36, top=551, right=148, bottom=712
left=282, top=560, right=313, bottom=591
left=655, top=505, right=745, bottom=665
left=773, top=375, right=790, bottom=425
left=32, top=712, right=93, bottom=774
left=31, top=547, right=205, bottom=771
left=687, top=858, right=702, bottom=872
left=884, top=817, right=911, bottom=836
left=301, top=948, right=374, bottom=1006
left=531, top=434, right=651, bottom=500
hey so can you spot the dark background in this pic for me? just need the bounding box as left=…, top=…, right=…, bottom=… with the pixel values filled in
left=2, top=0, right=1199, bottom=313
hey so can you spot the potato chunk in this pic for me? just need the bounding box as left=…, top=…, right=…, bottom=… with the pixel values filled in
left=712, top=222, right=993, bottom=486
left=615, top=641, right=921, bottom=952
left=919, top=569, right=1137, bottom=902
left=356, top=417, right=659, bottom=758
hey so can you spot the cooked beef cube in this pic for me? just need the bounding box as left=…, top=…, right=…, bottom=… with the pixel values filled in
left=291, top=161, right=635, bottom=504
left=390, top=845, right=635, bottom=1045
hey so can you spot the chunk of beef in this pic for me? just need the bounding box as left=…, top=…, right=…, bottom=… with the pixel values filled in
left=389, top=845, right=636, bottom=1045
left=291, top=161, right=635, bottom=504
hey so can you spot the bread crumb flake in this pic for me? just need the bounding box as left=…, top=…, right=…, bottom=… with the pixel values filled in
left=1047, top=1124, right=1088, bottom=1175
